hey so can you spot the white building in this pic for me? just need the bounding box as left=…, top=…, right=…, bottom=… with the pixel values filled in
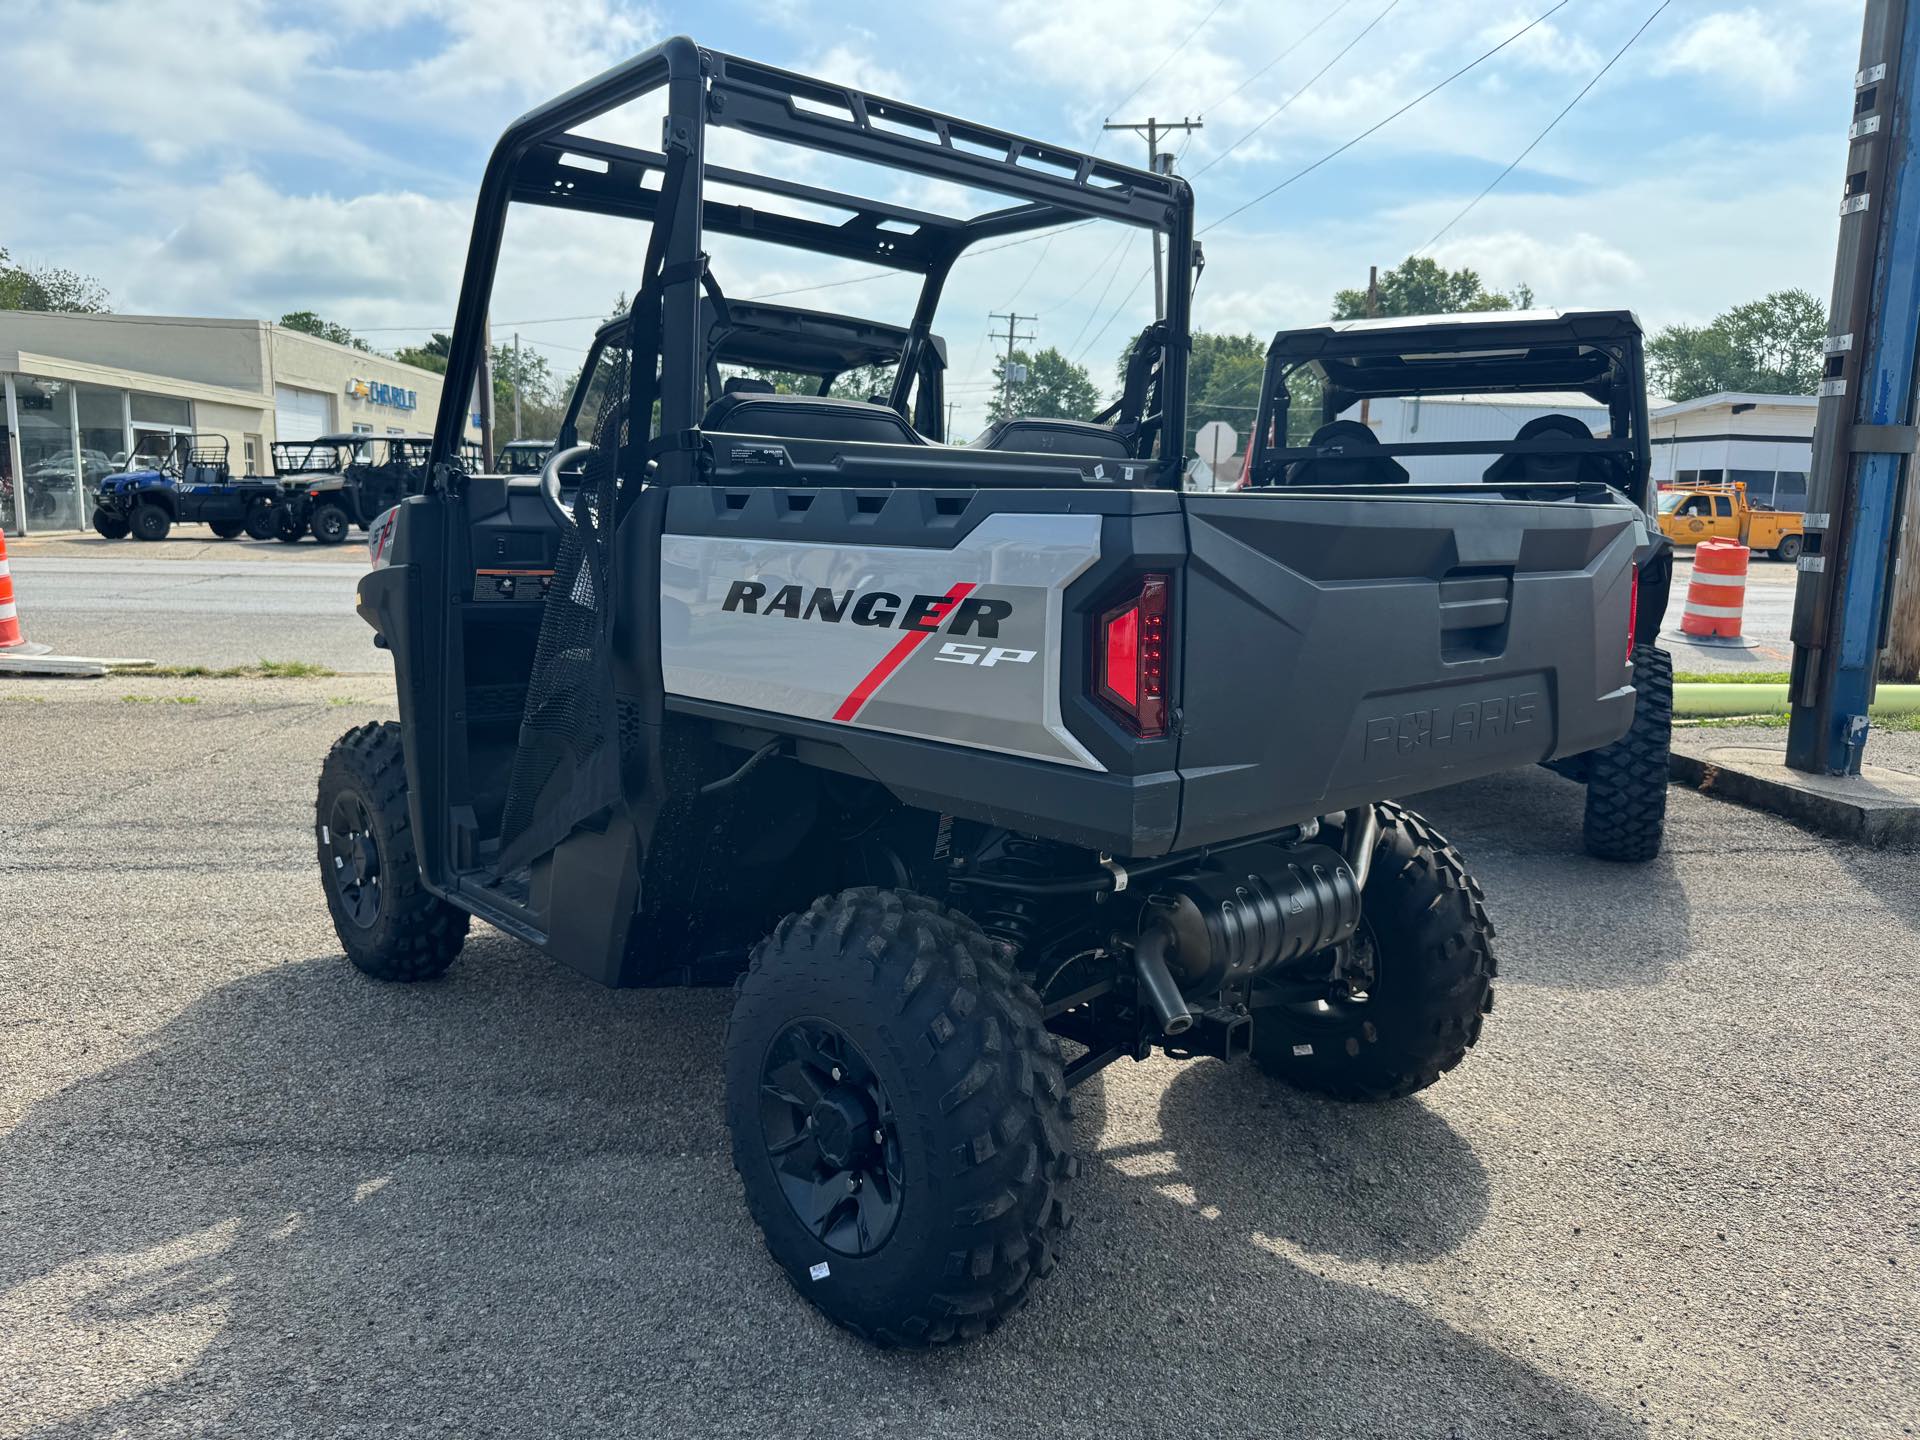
left=1362, top=391, right=1613, bottom=483
left=1647, top=391, right=1817, bottom=511
left=1, top=310, right=476, bottom=533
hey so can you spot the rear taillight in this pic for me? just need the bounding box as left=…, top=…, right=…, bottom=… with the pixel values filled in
left=1095, top=573, right=1170, bottom=738
left=1626, top=564, right=1640, bottom=661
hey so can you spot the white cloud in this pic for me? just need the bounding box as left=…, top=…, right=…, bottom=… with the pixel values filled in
left=1655, top=7, right=1811, bottom=100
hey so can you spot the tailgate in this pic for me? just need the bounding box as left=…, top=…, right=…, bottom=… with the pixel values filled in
left=1174, top=488, right=1642, bottom=848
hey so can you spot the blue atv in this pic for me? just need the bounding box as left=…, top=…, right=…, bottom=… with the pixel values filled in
left=93, top=434, right=279, bottom=542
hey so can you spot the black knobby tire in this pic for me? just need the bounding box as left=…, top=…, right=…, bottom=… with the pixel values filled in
left=726, top=887, right=1076, bottom=1347
left=1582, top=644, right=1673, bottom=863
left=1251, top=803, right=1496, bottom=1102
left=316, top=721, right=469, bottom=981
left=311, top=505, right=351, bottom=545
left=208, top=520, right=244, bottom=539
left=243, top=499, right=278, bottom=541
left=131, top=503, right=171, bottom=541
left=275, top=507, right=307, bottom=543
left=92, top=510, right=131, bottom=540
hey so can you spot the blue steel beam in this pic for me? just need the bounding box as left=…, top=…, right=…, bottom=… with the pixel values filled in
left=1787, top=0, right=1920, bottom=774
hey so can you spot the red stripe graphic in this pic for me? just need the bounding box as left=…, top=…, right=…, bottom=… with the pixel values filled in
left=832, top=582, right=975, bottom=722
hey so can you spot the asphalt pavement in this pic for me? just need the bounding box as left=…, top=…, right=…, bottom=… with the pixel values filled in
left=3, top=534, right=375, bottom=672
left=1, top=674, right=1913, bottom=1439
left=1663, top=554, right=1796, bottom=674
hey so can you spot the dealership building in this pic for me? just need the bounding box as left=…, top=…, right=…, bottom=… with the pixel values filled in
left=0, top=310, right=473, bottom=533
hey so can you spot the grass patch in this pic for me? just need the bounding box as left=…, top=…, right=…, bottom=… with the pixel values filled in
left=1683, top=711, right=1920, bottom=732
left=1, top=694, right=48, bottom=703
left=1673, top=671, right=1790, bottom=684
left=135, top=659, right=337, bottom=679
left=123, top=693, right=201, bottom=705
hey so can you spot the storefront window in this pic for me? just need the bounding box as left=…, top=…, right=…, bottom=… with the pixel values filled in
left=77, top=384, right=126, bottom=494
left=130, top=392, right=191, bottom=428
left=1, top=383, right=16, bottom=534
left=12, top=374, right=84, bottom=531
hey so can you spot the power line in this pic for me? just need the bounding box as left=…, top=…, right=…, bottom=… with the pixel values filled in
left=1064, top=235, right=1140, bottom=356
left=1416, top=0, right=1673, bottom=255
left=1196, top=0, right=1362, bottom=125
left=1100, top=0, right=1232, bottom=132
left=1189, top=0, right=1401, bottom=181
left=1074, top=263, right=1154, bottom=365
left=1201, top=0, right=1574, bottom=234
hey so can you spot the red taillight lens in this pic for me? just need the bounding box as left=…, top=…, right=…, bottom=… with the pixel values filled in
left=1095, top=574, right=1170, bottom=738
left=1626, top=564, right=1640, bottom=661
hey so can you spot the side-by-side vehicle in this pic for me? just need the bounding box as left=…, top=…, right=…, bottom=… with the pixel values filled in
left=314, top=39, right=1647, bottom=1345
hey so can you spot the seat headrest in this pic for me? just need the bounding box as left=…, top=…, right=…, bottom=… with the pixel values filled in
left=722, top=376, right=777, bottom=397
left=971, top=416, right=1131, bottom=459
left=702, top=390, right=924, bottom=446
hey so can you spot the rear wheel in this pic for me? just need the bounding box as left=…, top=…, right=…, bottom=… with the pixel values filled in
left=1774, top=534, right=1804, bottom=563
left=208, top=520, right=244, bottom=539
left=310, top=504, right=350, bottom=545
left=92, top=509, right=131, bottom=540
left=726, top=887, right=1075, bottom=1347
left=274, top=506, right=307, bottom=543
left=131, top=503, right=171, bottom=542
left=1581, top=644, right=1673, bottom=863
left=316, top=721, right=469, bottom=981
left=243, top=498, right=277, bottom=540
left=1251, top=804, right=1495, bottom=1101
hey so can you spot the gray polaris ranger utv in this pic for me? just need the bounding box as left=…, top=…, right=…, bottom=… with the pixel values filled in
left=1244, top=310, right=1674, bottom=862
left=316, top=39, right=1645, bottom=1346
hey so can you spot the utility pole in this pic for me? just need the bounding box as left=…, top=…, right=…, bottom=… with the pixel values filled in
left=478, top=315, right=496, bottom=471
left=1786, top=0, right=1920, bottom=774
left=989, top=311, right=1036, bottom=419
left=1359, top=265, right=1381, bottom=427
left=945, top=399, right=957, bottom=442
left=1103, top=115, right=1203, bottom=318
left=511, top=331, right=523, bottom=442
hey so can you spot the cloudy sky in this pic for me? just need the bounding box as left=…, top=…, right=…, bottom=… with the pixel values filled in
left=4, top=0, right=1865, bottom=435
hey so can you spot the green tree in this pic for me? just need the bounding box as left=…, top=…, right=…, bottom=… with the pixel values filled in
left=394, top=332, right=453, bottom=374
left=0, top=245, right=111, bottom=313
left=988, top=346, right=1099, bottom=425
left=1331, top=256, right=1533, bottom=320
left=492, top=341, right=565, bottom=438
left=1647, top=289, right=1826, bottom=401
left=279, top=310, right=372, bottom=352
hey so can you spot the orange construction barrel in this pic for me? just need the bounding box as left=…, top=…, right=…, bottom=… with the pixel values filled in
left=1679, top=538, right=1750, bottom=640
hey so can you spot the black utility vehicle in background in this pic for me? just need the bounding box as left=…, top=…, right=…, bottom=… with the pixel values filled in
left=313, top=39, right=1647, bottom=1346
left=1243, top=310, right=1673, bottom=862
left=497, top=439, right=553, bottom=476
left=276, top=434, right=450, bottom=544
left=93, top=434, right=279, bottom=542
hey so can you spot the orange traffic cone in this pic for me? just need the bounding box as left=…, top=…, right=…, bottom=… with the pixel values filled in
left=0, top=527, right=23, bottom=649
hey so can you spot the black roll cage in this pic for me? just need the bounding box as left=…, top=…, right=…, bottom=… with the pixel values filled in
left=1246, top=311, right=1654, bottom=509
left=428, top=36, right=1194, bottom=489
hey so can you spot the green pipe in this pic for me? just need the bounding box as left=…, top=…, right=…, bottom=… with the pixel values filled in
left=1674, top=682, right=1920, bottom=717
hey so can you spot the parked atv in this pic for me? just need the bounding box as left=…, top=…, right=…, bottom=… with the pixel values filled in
left=273, top=434, right=438, bottom=544
left=1243, top=310, right=1674, bottom=862
left=93, top=434, right=279, bottom=542
left=315, top=39, right=1644, bottom=1348
left=497, top=439, right=554, bottom=476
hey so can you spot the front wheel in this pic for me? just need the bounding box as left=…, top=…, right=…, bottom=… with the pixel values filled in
left=316, top=721, right=469, bottom=981
left=726, top=887, right=1075, bottom=1347
left=1581, top=644, right=1673, bottom=863
left=1251, top=803, right=1496, bottom=1101
left=92, top=509, right=131, bottom=540
left=243, top=498, right=277, bottom=540
left=208, top=520, right=244, bottom=539
left=274, top=507, right=307, bottom=543
left=130, top=503, right=171, bottom=541
left=310, top=504, right=350, bottom=545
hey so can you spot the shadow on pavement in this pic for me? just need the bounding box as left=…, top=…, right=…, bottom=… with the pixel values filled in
left=1, top=939, right=1638, bottom=1439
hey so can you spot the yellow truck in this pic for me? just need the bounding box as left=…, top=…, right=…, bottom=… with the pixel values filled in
left=1655, top=482, right=1805, bottom=561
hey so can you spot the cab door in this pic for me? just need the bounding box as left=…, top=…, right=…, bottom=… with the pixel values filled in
left=1706, top=493, right=1739, bottom=541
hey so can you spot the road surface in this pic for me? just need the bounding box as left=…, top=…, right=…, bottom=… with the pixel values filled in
left=1661, top=553, right=1796, bottom=672
left=5, top=537, right=375, bottom=671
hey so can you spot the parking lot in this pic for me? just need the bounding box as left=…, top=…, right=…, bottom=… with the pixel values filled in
left=2, top=670, right=1913, bottom=1439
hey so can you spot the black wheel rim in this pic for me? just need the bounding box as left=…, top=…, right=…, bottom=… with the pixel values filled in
left=758, top=1020, right=904, bottom=1256
left=323, top=791, right=382, bottom=929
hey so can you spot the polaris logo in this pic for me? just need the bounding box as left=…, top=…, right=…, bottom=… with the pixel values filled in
left=722, top=580, right=1012, bottom=638
left=1363, top=690, right=1541, bottom=767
